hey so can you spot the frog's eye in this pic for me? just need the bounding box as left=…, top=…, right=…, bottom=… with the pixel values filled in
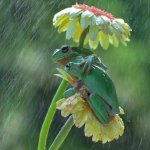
left=61, top=45, right=69, bottom=53
left=65, top=63, right=70, bottom=70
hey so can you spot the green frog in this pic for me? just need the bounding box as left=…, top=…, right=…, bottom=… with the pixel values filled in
left=52, top=45, right=107, bottom=73
left=64, top=60, right=120, bottom=124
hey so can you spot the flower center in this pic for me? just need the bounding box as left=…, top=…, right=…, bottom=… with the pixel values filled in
left=73, top=4, right=114, bottom=19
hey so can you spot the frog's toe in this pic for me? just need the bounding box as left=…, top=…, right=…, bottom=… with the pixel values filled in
left=87, top=63, right=92, bottom=74
left=78, top=61, right=85, bottom=67
left=82, top=62, right=89, bottom=74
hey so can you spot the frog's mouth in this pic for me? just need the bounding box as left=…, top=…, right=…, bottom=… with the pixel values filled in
left=57, top=56, right=74, bottom=65
left=53, top=52, right=77, bottom=64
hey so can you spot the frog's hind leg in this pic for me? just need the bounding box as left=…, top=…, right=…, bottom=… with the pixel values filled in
left=87, top=94, right=110, bottom=124
left=102, top=98, right=119, bottom=116
left=94, top=94, right=119, bottom=116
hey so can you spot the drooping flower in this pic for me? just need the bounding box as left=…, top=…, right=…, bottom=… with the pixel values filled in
left=55, top=68, right=125, bottom=143
left=53, top=4, right=131, bottom=50
left=56, top=93, right=124, bottom=143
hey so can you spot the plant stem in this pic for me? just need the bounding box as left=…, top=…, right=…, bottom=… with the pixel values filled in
left=79, top=27, right=89, bottom=47
left=38, top=79, right=68, bottom=150
left=38, top=27, right=88, bottom=150
left=48, top=116, right=74, bottom=150
left=46, top=29, right=88, bottom=150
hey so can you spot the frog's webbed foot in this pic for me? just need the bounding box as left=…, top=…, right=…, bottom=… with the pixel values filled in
left=78, top=56, right=93, bottom=74
left=78, top=56, right=107, bottom=74
left=92, top=56, right=107, bottom=71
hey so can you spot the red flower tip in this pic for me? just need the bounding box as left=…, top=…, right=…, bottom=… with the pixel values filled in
left=73, top=4, right=114, bottom=19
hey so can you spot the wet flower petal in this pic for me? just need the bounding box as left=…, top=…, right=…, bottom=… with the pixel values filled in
left=81, top=10, right=94, bottom=18
left=56, top=93, right=124, bottom=143
left=66, top=18, right=78, bottom=39
left=89, top=25, right=99, bottom=41
left=53, top=4, right=131, bottom=50
left=69, top=8, right=82, bottom=19
left=109, top=34, right=119, bottom=47
left=56, top=68, right=74, bottom=84
left=72, top=22, right=83, bottom=42
left=89, top=33, right=99, bottom=49
left=99, top=31, right=109, bottom=50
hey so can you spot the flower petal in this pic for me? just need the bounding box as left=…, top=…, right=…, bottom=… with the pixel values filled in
left=53, top=8, right=72, bottom=22
left=80, top=17, right=92, bottom=29
left=84, top=123, right=93, bottom=137
left=89, top=25, right=99, bottom=41
left=53, top=16, right=67, bottom=27
left=69, top=8, right=82, bottom=19
left=66, top=18, right=78, bottom=39
left=101, top=16, right=111, bottom=25
left=81, top=10, right=93, bottom=18
left=111, top=21, right=124, bottom=34
left=72, top=22, right=83, bottom=42
left=95, top=16, right=106, bottom=26
left=53, top=5, right=131, bottom=49
left=56, top=68, right=74, bottom=84
left=89, top=33, right=99, bottom=49
left=58, top=18, right=71, bottom=33
left=61, top=109, right=71, bottom=117
left=99, top=31, right=109, bottom=50
left=56, top=98, right=66, bottom=109
left=109, top=34, right=119, bottom=47
left=83, top=34, right=90, bottom=45
left=73, top=110, right=87, bottom=128
left=56, top=93, right=125, bottom=143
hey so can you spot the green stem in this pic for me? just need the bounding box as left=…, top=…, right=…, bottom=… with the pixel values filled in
left=46, top=28, right=88, bottom=150
left=38, top=28, right=88, bottom=150
left=48, top=116, right=74, bottom=150
left=79, top=27, right=89, bottom=47
left=38, top=79, right=68, bottom=150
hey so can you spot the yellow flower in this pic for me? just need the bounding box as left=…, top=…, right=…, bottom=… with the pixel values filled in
left=56, top=93, right=124, bottom=143
left=55, top=68, right=75, bottom=85
left=53, top=4, right=131, bottom=50
left=55, top=68, right=124, bottom=143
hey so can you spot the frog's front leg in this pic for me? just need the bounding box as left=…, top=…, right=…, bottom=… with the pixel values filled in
left=63, top=87, right=77, bottom=98
left=78, top=55, right=107, bottom=74
left=93, top=56, right=107, bottom=71
left=63, top=80, right=84, bottom=98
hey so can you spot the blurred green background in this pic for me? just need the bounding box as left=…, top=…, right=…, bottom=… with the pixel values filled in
left=0, top=0, right=150, bottom=150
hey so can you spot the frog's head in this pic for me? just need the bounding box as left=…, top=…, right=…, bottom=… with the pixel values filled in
left=65, top=62, right=81, bottom=77
left=52, top=45, right=78, bottom=65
